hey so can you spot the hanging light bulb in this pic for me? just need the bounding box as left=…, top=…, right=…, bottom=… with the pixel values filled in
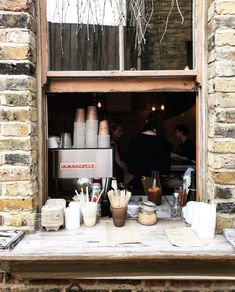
left=151, top=106, right=156, bottom=111
left=97, top=101, right=102, bottom=108
left=160, top=104, right=165, bottom=111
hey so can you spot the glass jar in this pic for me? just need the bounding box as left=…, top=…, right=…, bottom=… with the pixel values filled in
left=138, top=201, right=157, bottom=226
left=171, top=192, right=182, bottom=218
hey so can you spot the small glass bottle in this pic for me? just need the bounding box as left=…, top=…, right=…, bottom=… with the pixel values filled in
left=175, top=186, right=186, bottom=207
left=171, top=192, right=182, bottom=218
left=148, top=170, right=162, bottom=205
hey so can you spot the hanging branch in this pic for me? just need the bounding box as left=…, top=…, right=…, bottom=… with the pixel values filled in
left=48, top=0, right=185, bottom=58
left=160, top=0, right=184, bottom=44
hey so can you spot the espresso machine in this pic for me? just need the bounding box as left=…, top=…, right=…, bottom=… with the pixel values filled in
left=48, top=148, right=113, bottom=214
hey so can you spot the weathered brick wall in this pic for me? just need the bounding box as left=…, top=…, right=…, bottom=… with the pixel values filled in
left=207, top=0, right=235, bottom=231
left=1, top=275, right=235, bottom=292
left=142, top=0, right=192, bottom=69
left=0, top=0, right=38, bottom=231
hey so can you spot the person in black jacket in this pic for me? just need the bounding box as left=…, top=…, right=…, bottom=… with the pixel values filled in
left=126, top=111, right=171, bottom=195
left=171, top=124, right=196, bottom=164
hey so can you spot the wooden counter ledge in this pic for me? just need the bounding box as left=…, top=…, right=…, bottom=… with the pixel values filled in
left=0, top=218, right=234, bottom=280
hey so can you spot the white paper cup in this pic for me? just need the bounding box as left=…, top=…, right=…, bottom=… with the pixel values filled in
left=73, top=135, right=86, bottom=148
left=98, top=135, right=110, bottom=148
left=81, top=202, right=98, bottom=227
left=86, top=135, right=97, bottom=148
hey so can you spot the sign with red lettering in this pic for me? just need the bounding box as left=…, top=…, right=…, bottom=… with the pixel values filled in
left=60, top=162, right=96, bottom=170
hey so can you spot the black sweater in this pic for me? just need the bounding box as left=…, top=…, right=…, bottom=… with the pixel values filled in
left=126, top=133, right=171, bottom=177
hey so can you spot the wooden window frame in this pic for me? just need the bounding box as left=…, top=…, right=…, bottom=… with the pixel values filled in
left=39, top=0, right=205, bottom=202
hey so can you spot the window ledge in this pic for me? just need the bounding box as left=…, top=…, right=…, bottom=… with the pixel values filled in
left=46, top=70, right=198, bottom=93
left=0, top=218, right=234, bottom=280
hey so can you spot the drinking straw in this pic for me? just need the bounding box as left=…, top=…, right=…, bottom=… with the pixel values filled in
left=86, top=186, right=89, bottom=203
left=96, top=189, right=104, bottom=204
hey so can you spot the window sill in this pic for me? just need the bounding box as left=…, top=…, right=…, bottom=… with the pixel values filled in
left=0, top=218, right=234, bottom=280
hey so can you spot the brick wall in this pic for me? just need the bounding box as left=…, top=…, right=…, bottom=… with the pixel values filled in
left=142, top=0, right=192, bottom=69
left=1, top=275, right=235, bottom=291
left=0, top=0, right=235, bottom=290
left=207, top=0, right=235, bottom=232
left=0, top=0, right=38, bottom=231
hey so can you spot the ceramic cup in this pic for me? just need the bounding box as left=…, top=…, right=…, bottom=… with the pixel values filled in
left=110, top=206, right=127, bottom=227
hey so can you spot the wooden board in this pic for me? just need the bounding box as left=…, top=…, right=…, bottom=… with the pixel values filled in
left=0, top=218, right=234, bottom=279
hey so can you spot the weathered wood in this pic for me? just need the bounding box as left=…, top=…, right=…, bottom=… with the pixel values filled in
left=47, top=70, right=197, bottom=77
left=47, top=78, right=197, bottom=93
left=0, top=217, right=234, bottom=279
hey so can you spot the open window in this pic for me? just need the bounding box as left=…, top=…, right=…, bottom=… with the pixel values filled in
left=40, top=0, right=203, bottom=203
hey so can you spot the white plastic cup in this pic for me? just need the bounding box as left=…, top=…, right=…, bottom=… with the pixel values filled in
left=81, top=202, right=98, bottom=227
left=184, top=201, right=197, bottom=224
left=197, top=203, right=216, bottom=239
left=69, top=201, right=83, bottom=223
left=191, top=202, right=204, bottom=232
left=65, top=207, right=80, bottom=230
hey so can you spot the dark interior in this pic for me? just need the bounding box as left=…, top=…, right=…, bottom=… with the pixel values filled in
left=47, top=91, right=196, bottom=152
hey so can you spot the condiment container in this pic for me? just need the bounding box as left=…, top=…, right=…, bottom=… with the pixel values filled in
left=147, top=171, right=162, bottom=205
left=41, top=205, right=64, bottom=231
left=138, top=201, right=157, bottom=226
left=175, top=187, right=186, bottom=207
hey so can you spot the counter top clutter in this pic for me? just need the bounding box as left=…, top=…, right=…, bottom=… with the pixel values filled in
left=0, top=217, right=235, bottom=280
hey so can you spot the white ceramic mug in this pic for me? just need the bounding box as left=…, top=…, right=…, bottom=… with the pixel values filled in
left=48, top=136, right=58, bottom=148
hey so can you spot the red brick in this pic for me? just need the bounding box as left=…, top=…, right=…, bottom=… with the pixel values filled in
left=171, top=280, right=211, bottom=289
left=144, top=280, right=166, bottom=288
left=98, top=279, right=141, bottom=286
left=27, top=279, right=71, bottom=286
left=0, top=0, right=29, bottom=11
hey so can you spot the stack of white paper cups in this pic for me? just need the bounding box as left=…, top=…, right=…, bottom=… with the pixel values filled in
left=86, top=106, right=98, bottom=148
left=182, top=201, right=216, bottom=239
left=73, top=108, right=86, bottom=148
left=98, top=120, right=110, bottom=148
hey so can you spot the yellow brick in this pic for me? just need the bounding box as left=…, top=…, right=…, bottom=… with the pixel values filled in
left=0, top=197, right=36, bottom=211
left=6, top=181, right=37, bottom=196
left=0, top=168, right=32, bottom=181
left=215, top=30, right=235, bottom=46
left=214, top=78, right=235, bottom=92
left=213, top=172, right=235, bottom=184
left=7, top=214, right=24, bottom=227
left=216, top=1, right=235, bottom=14
left=0, top=46, right=28, bottom=60
left=1, top=123, right=31, bottom=136
left=216, top=214, right=234, bottom=233
left=209, top=141, right=235, bottom=153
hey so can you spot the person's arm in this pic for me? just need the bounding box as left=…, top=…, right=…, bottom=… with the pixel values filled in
left=171, top=152, right=196, bottom=164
